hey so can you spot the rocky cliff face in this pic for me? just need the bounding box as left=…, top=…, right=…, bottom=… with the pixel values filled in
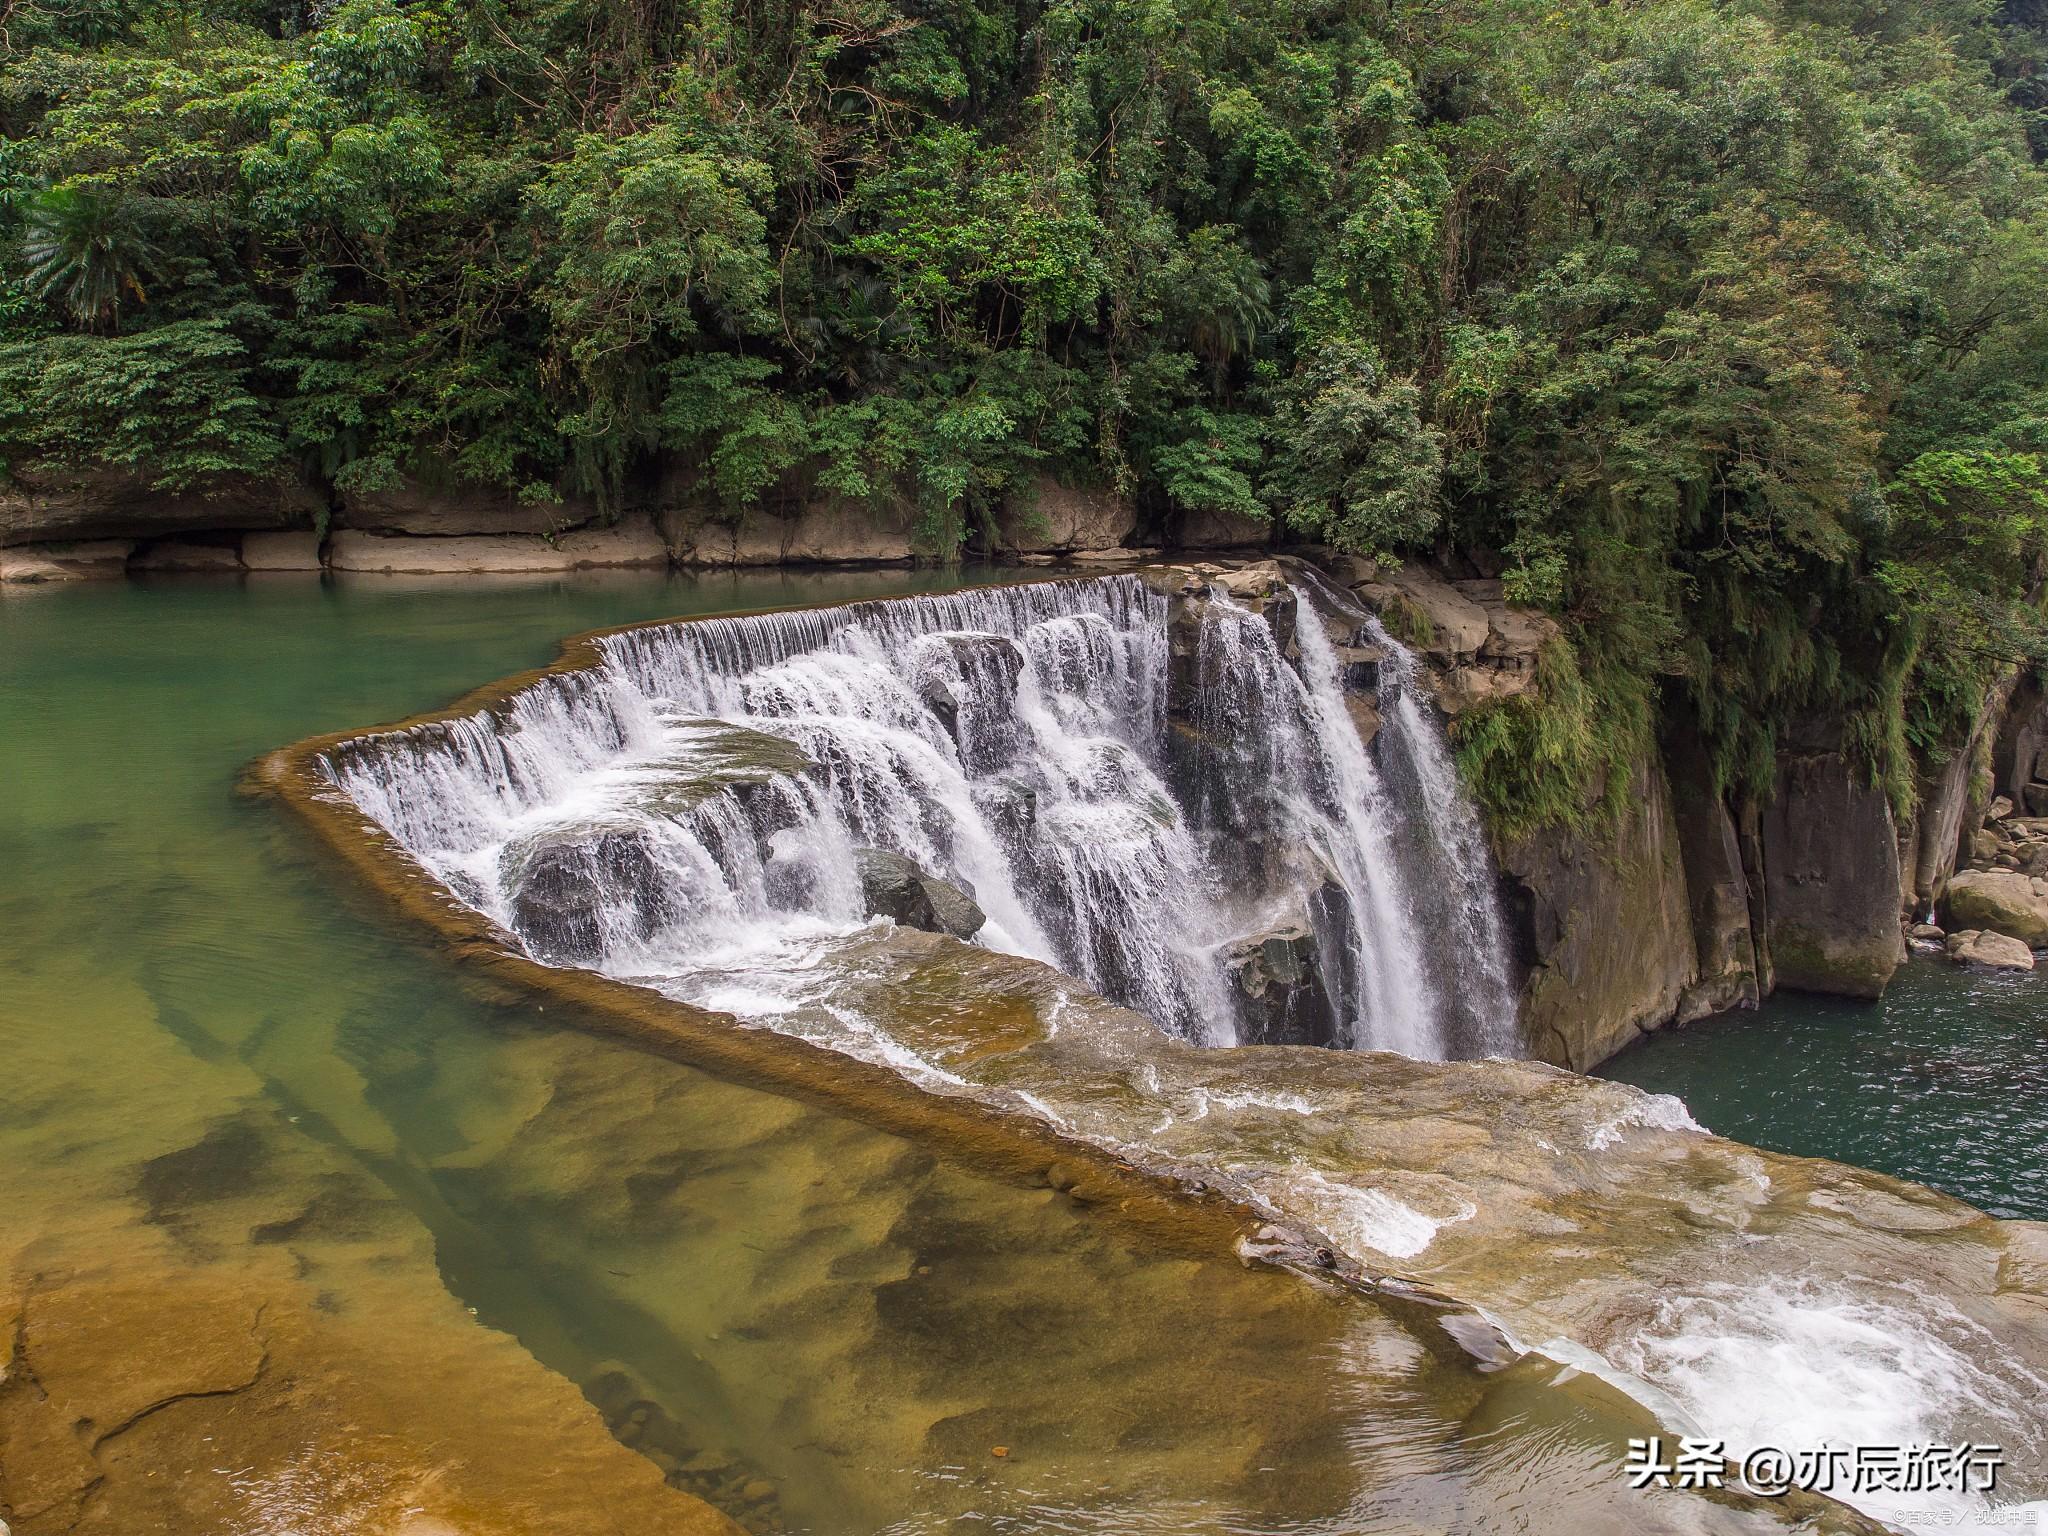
left=1756, top=724, right=1909, bottom=997
left=1321, top=560, right=1928, bottom=1069
left=1495, top=758, right=1699, bottom=1070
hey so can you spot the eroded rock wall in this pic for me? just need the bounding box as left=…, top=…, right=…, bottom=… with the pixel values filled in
left=1495, top=757, right=1699, bottom=1070
left=1756, top=723, right=1908, bottom=998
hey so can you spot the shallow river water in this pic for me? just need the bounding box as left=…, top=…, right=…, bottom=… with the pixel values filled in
left=0, top=570, right=1806, bottom=1536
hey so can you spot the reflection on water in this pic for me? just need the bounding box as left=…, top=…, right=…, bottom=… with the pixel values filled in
left=1, top=571, right=1820, bottom=1534
left=1602, top=956, right=2048, bottom=1219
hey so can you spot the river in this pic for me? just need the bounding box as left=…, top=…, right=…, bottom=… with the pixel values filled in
left=1, top=570, right=1778, bottom=1535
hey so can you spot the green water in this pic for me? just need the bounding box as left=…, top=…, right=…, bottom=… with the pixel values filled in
left=2, top=570, right=1763, bottom=1536
left=1602, top=955, right=2048, bottom=1220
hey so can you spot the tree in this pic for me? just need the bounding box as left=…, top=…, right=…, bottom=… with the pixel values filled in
left=19, top=185, right=160, bottom=331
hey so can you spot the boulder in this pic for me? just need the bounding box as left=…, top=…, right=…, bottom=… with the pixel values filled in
left=855, top=848, right=985, bottom=940
left=1358, top=566, right=1490, bottom=662
left=0, top=539, right=133, bottom=583
left=1945, top=929, right=2035, bottom=971
left=1498, top=755, right=1699, bottom=1070
left=1943, top=869, right=2048, bottom=947
left=328, top=517, right=668, bottom=574
left=2026, top=783, right=2048, bottom=819
left=993, top=475, right=1138, bottom=553
left=1910, top=922, right=1945, bottom=941
left=1989, top=795, right=2015, bottom=822
left=0, top=462, right=321, bottom=546
left=1757, top=727, right=1906, bottom=998
left=502, top=823, right=681, bottom=965
left=240, top=530, right=326, bottom=571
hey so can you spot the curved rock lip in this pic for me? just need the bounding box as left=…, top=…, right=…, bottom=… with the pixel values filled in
left=252, top=573, right=2048, bottom=1534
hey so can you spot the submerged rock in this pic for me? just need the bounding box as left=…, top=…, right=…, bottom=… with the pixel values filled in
left=1945, top=929, right=2034, bottom=970
left=856, top=848, right=986, bottom=940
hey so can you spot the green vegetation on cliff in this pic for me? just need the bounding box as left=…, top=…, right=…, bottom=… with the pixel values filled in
left=4, top=0, right=2047, bottom=822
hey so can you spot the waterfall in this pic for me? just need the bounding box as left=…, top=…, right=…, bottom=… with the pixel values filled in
left=325, top=570, right=1519, bottom=1060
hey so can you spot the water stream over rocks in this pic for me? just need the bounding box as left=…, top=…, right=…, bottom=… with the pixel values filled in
left=317, top=568, right=2048, bottom=1534
left=330, top=567, right=1516, bottom=1057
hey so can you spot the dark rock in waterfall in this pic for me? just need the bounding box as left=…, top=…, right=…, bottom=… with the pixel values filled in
left=1344, top=693, right=1383, bottom=750
left=502, top=823, right=680, bottom=965
left=913, top=632, right=1026, bottom=774
left=1333, top=643, right=1385, bottom=692
left=1222, top=916, right=1341, bottom=1047
left=856, top=848, right=986, bottom=940
left=976, top=780, right=1038, bottom=846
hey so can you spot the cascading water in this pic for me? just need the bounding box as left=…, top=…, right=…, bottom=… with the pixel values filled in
left=327, top=569, right=1516, bottom=1059
left=315, top=566, right=2048, bottom=1535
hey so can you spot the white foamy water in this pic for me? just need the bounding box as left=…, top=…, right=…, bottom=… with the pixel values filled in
left=327, top=572, right=1517, bottom=1057
left=1601, top=1280, right=2048, bottom=1534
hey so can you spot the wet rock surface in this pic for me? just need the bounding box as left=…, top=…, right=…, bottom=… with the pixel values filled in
left=1945, top=928, right=2035, bottom=969
left=1943, top=867, right=2048, bottom=946
left=856, top=847, right=987, bottom=939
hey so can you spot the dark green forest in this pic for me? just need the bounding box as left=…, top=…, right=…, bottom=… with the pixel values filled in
left=4, top=0, right=2047, bottom=829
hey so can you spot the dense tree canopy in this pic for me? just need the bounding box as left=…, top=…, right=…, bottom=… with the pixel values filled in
left=3, top=0, right=2046, bottom=827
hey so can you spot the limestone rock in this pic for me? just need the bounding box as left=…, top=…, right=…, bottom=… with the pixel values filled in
left=666, top=498, right=921, bottom=565
left=1758, top=728, right=1906, bottom=998
left=993, top=475, right=1138, bottom=553
left=1667, top=729, right=1762, bottom=1020
left=1910, top=922, right=1945, bottom=941
left=329, top=517, right=667, bottom=574
left=240, top=530, right=326, bottom=571
left=1945, top=929, right=2035, bottom=970
left=132, top=537, right=243, bottom=572
left=1990, top=795, right=2015, bottom=822
left=1499, top=755, right=1699, bottom=1070
left=855, top=848, right=985, bottom=940
left=1943, top=869, right=2048, bottom=946
left=0, top=462, right=320, bottom=546
left=0, top=539, right=132, bottom=583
